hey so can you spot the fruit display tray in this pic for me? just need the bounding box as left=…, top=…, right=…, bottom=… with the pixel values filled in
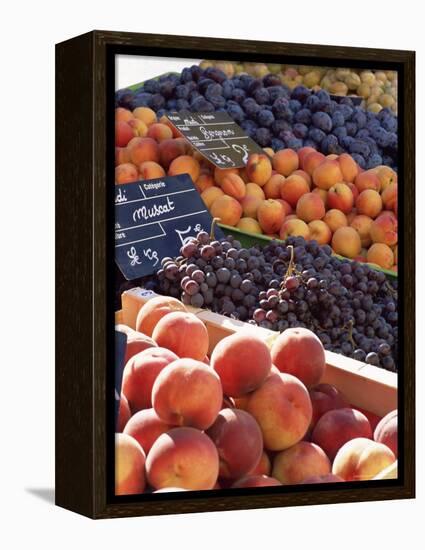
left=117, top=287, right=397, bottom=419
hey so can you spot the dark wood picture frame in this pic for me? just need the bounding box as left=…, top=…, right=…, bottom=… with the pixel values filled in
left=55, top=30, right=415, bottom=519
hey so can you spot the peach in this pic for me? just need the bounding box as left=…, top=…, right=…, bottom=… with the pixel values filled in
left=115, top=433, right=146, bottom=495
left=264, top=174, right=285, bottom=199
left=366, top=243, right=394, bottom=269
left=214, top=167, right=239, bottom=186
left=115, top=163, right=139, bottom=184
left=370, top=212, right=398, bottom=246
left=211, top=331, right=272, bottom=398
left=312, top=160, right=344, bottom=190
left=246, top=372, right=312, bottom=451
left=115, top=121, right=136, bottom=147
left=350, top=214, right=374, bottom=247
left=303, top=151, right=326, bottom=176
left=279, top=218, right=310, bottom=240
left=127, top=117, right=148, bottom=138
left=308, top=220, right=332, bottom=245
left=248, top=450, right=271, bottom=476
left=323, top=209, right=348, bottom=232
left=301, top=474, right=343, bottom=484
left=309, top=383, right=348, bottom=429
left=257, top=199, right=286, bottom=234
left=133, top=106, right=157, bottom=126
left=272, top=441, right=331, bottom=485
left=115, top=107, right=134, bottom=123
left=298, top=146, right=317, bottom=169
left=355, top=170, right=381, bottom=193
left=201, top=186, right=224, bottom=209
left=147, top=122, right=173, bottom=142
left=210, top=195, right=243, bottom=226
left=271, top=327, right=326, bottom=387
left=122, top=347, right=178, bottom=412
left=152, top=312, right=209, bottom=361
left=195, top=172, right=214, bottom=193
left=117, top=394, right=131, bottom=432
left=206, top=408, right=263, bottom=479
left=241, top=195, right=262, bottom=219
left=237, top=218, right=263, bottom=234
left=332, top=437, right=395, bottom=481
left=127, top=137, right=160, bottom=165
left=221, top=173, right=246, bottom=200
left=168, top=155, right=200, bottom=183
left=381, top=182, right=397, bottom=211
left=115, top=146, right=130, bottom=166
left=138, top=160, right=166, bottom=180
left=135, top=296, right=187, bottom=337
left=332, top=227, right=361, bottom=258
left=355, top=407, right=382, bottom=432
left=146, top=427, right=219, bottom=490
left=280, top=175, right=310, bottom=208
left=152, top=358, right=222, bottom=430
left=231, top=475, right=281, bottom=488
left=374, top=410, right=397, bottom=457
left=356, top=189, right=383, bottom=218
left=296, top=192, right=325, bottom=222
left=124, top=331, right=157, bottom=365
left=311, top=408, right=372, bottom=460
left=338, top=153, right=359, bottom=182
left=246, top=153, right=273, bottom=185
left=124, top=408, right=174, bottom=454
left=158, top=138, right=188, bottom=169
left=245, top=182, right=266, bottom=200
left=272, top=149, right=299, bottom=176
left=327, top=183, right=354, bottom=214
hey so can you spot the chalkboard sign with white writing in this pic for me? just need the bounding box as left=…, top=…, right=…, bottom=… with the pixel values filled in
left=115, top=330, right=127, bottom=428
left=115, top=174, right=222, bottom=280
left=166, top=111, right=265, bottom=169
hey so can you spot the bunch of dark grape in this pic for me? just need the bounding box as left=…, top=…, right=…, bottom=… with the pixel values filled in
left=153, top=226, right=398, bottom=372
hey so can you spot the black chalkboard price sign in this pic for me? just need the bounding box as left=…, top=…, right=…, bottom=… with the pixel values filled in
left=166, top=111, right=265, bottom=169
left=115, top=174, right=222, bottom=280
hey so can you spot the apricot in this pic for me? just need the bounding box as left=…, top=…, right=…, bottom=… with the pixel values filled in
left=309, top=383, right=348, bottom=429
left=355, top=170, right=381, bottom=193
left=214, top=167, right=239, bottom=186
left=312, top=187, right=328, bottom=208
left=366, top=243, right=394, bottom=269
left=370, top=212, right=398, bottom=246
left=327, top=183, right=354, bottom=214
left=124, top=408, right=174, bottom=454
left=195, top=173, right=214, bottom=193
left=127, top=118, right=148, bottom=138
left=211, top=331, right=272, bottom=398
left=159, top=114, right=182, bottom=138
left=338, top=153, right=359, bottom=182
left=115, top=107, right=134, bottom=123
left=332, top=226, right=361, bottom=258
left=210, top=195, right=243, bottom=226
left=271, top=327, right=326, bottom=387
left=124, top=331, right=157, bottom=365
left=237, top=217, right=263, bottom=234
left=346, top=181, right=359, bottom=202
left=323, top=209, right=348, bottom=232
left=279, top=218, right=310, bottom=240
left=231, top=475, right=281, bottom=488
left=133, top=106, right=157, bottom=126
left=115, top=121, right=136, bottom=147
left=272, top=148, right=299, bottom=176
left=311, top=408, right=372, bottom=460
left=135, top=295, right=187, bottom=337
left=374, top=410, right=397, bottom=457
left=296, top=192, right=325, bottom=222
left=332, top=437, right=395, bottom=481
left=308, top=220, right=332, bottom=245
left=272, top=441, right=331, bottom=485
left=147, top=122, right=173, bottom=142
left=356, top=189, right=383, bottom=218
left=115, top=163, right=139, bottom=184
left=115, top=433, right=146, bottom=495
left=241, top=195, right=262, bottom=219
left=138, top=161, right=166, bottom=180
left=298, top=146, right=317, bottom=169
left=246, top=372, right=312, bottom=451
left=373, top=165, right=397, bottom=191
left=117, top=394, right=131, bottom=432
left=152, top=312, right=209, bottom=361
left=115, top=146, right=131, bottom=166
left=245, top=182, right=266, bottom=200
left=280, top=175, right=310, bottom=208
left=303, top=151, right=326, bottom=176
left=127, top=137, right=160, bottom=165
left=292, top=169, right=312, bottom=187
left=246, top=153, right=273, bottom=186
left=168, top=155, right=201, bottom=183
left=122, top=347, right=178, bottom=413
left=350, top=214, right=374, bottom=248
left=263, top=174, right=285, bottom=199
left=221, top=173, right=246, bottom=200
left=381, top=182, right=397, bottom=211
left=312, top=160, right=344, bottom=190
left=158, top=138, right=188, bottom=169
left=279, top=199, right=293, bottom=216
left=201, top=186, right=224, bottom=209
left=206, top=408, right=263, bottom=479
left=152, top=358, right=222, bottom=430
left=257, top=199, right=286, bottom=234
left=146, top=427, right=219, bottom=490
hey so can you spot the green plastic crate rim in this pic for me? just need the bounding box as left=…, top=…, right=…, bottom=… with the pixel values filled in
left=218, top=223, right=397, bottom=280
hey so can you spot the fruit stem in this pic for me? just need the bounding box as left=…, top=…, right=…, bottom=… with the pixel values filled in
left=210, top=217, right=221, bottom=240
left=346, top=319, right=356, bottom=348
left=285, top=245, right=295, bottom=279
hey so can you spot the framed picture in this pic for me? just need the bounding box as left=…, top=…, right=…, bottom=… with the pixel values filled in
left=55, top=30, right=415, bottom=519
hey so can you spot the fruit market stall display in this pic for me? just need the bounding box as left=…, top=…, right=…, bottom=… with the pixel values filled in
left=199, top=60, right=398, bottom=114
left=115, top=290, right=397, bottom=495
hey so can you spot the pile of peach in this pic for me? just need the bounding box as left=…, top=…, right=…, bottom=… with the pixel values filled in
left=115, top=295, right=397, bottom=495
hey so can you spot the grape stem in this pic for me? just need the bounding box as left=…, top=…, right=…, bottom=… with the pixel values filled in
left=345, top=319, right=356, bottom=348
left=284, top=245, right=295, bottom=280
left=210, top=217, right=221, bottom=241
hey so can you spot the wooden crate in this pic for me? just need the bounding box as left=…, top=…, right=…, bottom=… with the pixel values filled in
left=118, top=287, right=397, bottom=418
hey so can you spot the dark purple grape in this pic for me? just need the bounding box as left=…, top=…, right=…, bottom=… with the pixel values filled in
left=181, top=242, right=197, bottom=258
left=192, top=269, right=205, bottom=284
left=184, top=280, right=200, bottom=296
left=191, top=293, right=204, bottom=308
